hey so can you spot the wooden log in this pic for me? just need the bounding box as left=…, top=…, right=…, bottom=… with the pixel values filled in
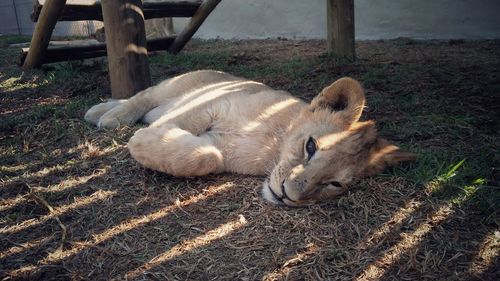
left=168, top=0, right=221, bottom=54
left=31, top=0, right=202, bottom=22
left=165, top=17, right=175, bottom=36
left=101, top=0, right=151, bottom=99
left=326, top=0, right=355, bottom=60
left=146, top=18, right=176, bottom=38
left=19, top=37, right=176, bottom=66
left=23, top=0, right=67, bottom=70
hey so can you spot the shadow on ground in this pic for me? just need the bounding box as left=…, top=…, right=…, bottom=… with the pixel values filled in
left=1, top=37, right=499, bottom=280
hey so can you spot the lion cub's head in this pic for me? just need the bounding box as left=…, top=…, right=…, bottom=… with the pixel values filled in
left=262, top=77, right=416, bottom=207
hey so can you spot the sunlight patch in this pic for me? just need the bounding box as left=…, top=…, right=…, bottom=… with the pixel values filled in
left=0, top=236, right=53, bottom=260
left=0, top=190, right=116, bottom=235
left=263, top=243, right=318, bottom=279
left=126, top=216, right=248, bottom=279
left=356, top=204, right=453, bottom=280
left=356, top=200, right=422, bottom=250
left=41, top=182, right=235, bottom=264
left=241, top=99, right=300, bottom=132
left=466, top=230, right=500, bottom=277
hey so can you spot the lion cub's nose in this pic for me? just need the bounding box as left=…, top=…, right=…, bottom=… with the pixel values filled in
left=282, top=181, right=304, bottom=202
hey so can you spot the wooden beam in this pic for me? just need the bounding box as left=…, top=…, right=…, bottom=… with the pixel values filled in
left=19, top=37, right=176, bottom=66
left=23, top=0, right=67, bottom=69
left=168, top=0, right=221, bottom=54
left=326, top=0, right=355, bottom=60
left=101, top=0, right=151, bottom=99
left=31, top=0, right=202, bottom=22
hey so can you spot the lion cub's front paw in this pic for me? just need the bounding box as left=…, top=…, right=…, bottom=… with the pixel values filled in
left=97, top=116, right=122, bottom=129
left=84, top=100, right=126, bottom=126
left=97, top=106, right=135, bottom=129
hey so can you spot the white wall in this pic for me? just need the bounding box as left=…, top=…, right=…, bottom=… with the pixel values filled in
left=2, top=0, right=499, bottom=40
left=0, top=0, right=99, bottom=36
left=175, top=0, right=500, bottom=40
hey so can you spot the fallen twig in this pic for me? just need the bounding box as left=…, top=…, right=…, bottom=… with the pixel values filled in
left=28, top=190, right=67, bottom=252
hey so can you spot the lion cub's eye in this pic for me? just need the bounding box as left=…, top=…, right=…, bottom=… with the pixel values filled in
left=305, top=137, right=317, bottom=161
left=322, top=179, right=344, bottom=188
left=330, top=181, right=343, bottom=188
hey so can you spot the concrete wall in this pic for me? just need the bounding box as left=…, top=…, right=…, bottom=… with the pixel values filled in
left=175, top=0, right=500, bottom=40
left=2, top=0, right=499, bottom=39
left=0, top=0, right=99, bottom=36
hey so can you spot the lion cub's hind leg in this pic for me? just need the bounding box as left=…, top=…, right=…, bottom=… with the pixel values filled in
left=128, top=124, right=224, bottom=177
left=96, top=86, right=163, bottom=129
left=84, top=99, right=127, bottom=126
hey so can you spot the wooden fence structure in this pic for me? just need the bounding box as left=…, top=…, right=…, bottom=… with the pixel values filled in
left=21, top=0, right=355, bottom=98
left=22, top=0, right=221, bottom=98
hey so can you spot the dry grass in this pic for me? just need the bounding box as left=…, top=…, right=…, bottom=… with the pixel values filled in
left=1, top=36, right=499, bottom=280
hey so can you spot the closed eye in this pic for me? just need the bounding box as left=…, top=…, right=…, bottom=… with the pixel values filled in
left=305, top=137, right=317, bottom=161
left=322, top=179, right=344, bottom=188
left=330, top=181, right=343, bottom=188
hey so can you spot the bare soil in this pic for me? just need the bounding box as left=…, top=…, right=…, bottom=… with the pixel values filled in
left=1, top=37, right=499, bottom=280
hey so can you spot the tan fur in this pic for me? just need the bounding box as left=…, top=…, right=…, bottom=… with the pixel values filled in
left=85, top=70, right=416, bottom=206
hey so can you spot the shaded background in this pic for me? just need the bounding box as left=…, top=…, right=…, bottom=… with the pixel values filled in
left=1, top=0, right=500, bottom=39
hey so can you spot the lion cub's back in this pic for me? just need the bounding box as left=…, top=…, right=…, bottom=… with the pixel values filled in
left=156, top=70, right=244, bottom=92
left=144, top=70, right=274, bottom=125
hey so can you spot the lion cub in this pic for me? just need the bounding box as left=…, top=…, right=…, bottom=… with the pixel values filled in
left=85, top=70, right=415, bottom=206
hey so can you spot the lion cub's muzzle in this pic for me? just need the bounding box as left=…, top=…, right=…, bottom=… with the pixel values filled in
left=272, top=181, right=313, bottom=207
left=262, top=178, right=349, bottom=207
left=262, top=179, right=308, bottom=207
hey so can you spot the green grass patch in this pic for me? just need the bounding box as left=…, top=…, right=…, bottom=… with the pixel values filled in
left=0, top=35, right=31, bottom=47
left=45, top=62, right=87, bottom=84
left=0, top=95, right=100, bottom=135
left=150, top=50, right=329, bottom=94
left=394, top=148, right=499, bottom=215
left=151, top=51, right=231, bottom=70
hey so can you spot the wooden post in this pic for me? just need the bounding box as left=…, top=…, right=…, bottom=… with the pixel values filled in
left=165, top=18, right=175, bottom=36
left=32, top=0, right=203, bottom=22
left=19, top=36, right=176, bottom=66
left=23, top=0, right=67, bottom=69
left=168, top=0, right=221, bottom=54
left=101, top=0, right=151, bottom=99
left=326, top=0, right=355, bottom=60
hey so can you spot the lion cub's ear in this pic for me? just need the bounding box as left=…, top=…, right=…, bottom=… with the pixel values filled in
left=362, top=138, right=417, bottom=177
left=309, top=77, right=365, bottom=126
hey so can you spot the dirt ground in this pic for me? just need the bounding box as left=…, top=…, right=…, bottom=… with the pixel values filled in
left=0, top=37, right=499, bottom=280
